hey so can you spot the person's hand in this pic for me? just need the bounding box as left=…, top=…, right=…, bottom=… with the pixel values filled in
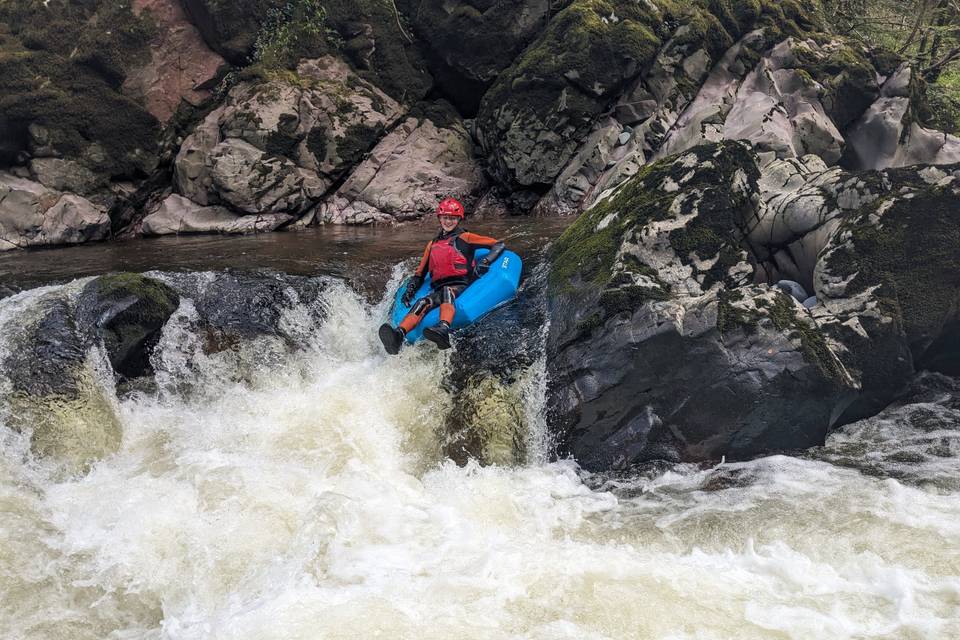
left=401, top=280, right=419, bottom=306
left=474, top=260, right=490, bottom=278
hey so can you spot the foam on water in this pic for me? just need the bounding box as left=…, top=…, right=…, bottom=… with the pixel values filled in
left=1, top=276, right=959, bottom=640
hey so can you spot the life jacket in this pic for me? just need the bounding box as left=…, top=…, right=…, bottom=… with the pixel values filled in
left=428, top=233, right=470, bottom=283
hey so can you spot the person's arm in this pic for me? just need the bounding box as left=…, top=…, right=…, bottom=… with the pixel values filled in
left=460, top=232, right=505, bottom=275
left=402, top=241, right=431, bottom=304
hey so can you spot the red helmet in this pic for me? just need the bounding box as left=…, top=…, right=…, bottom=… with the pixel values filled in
left=436, top=197, right=465, bottom=219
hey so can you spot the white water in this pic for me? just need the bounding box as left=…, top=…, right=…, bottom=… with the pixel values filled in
left=1, top=276, right=959, bottom=640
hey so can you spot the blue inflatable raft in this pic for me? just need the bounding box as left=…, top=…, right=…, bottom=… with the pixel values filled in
left=389, top=249, right=523, bottom=344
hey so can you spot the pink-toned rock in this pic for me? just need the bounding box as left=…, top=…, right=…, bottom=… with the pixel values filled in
left=123, top=0, right=227, bottom=123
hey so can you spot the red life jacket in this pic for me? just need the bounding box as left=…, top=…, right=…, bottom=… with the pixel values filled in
left=428, top=234, right=469, bottom=282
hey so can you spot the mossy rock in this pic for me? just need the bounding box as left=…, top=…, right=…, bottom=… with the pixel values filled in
left=0, top=41, right=159, bottom=178
left=824, top=184, right=960, bottom=354
left=477, top=0, right=822, bottom=189
left=182, top=0, right=431, bottom=103
left=76, top=273, right=180, bottom=379
left=793, top=40, right=879, bottom=129
left=549, top=140, right=759, bottom=299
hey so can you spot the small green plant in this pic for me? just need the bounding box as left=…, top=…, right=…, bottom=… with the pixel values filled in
left=252, top=0, right=341, bottom=69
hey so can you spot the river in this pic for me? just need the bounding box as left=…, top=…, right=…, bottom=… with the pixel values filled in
left=1, top=222, right=958, bottom=639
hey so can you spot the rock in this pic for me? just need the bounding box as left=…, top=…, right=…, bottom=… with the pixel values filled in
left=0, top=173, right=109, bottom=251
left=813, top=372, right=960, bottom=489
left=75, top=273, right=180, bottom=379
left=546, top=139, right=960, bottom=470
left=722, top=39, right=848, bottom=165
left=4, top=297, right=122, bottom=472
left=180, top=0, right=431, bottom=103
left=476, top=1, right=823, bottom=206
left=398, top=0, right=558, bottom=113
left=141, top=194, right=293, bottom=235
left=0, top=31, right=159, bottom=180
left=122, top=0, right=228, bottom=123
left=444, top=375, right=528, bottom=467
left=319, top=108, right=486, bottom=224
left=174, top=56, right=403, bottom=216
left=28, top=158, right=105, bottom=195
left=775, top=280, right=808, bottom=301
left=844, top=93, right=960, bottom=170
left=811, top=161, right=960, bottom=421
left=546, top=142, right=853, bottom=469
left=158, top=270, right=327, bottom=348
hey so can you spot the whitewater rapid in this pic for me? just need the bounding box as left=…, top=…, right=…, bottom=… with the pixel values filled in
left=1, top=274, right=959, bottom=639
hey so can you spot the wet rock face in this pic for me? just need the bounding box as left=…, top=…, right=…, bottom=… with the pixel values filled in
left=158, top=270, right=327, bottom=349
left=3, top=297, right=122, bottom=472
left=545, top=141, right=960, bottom=470
left=813, top=372, right=960, bottom=490
left=75, top=273, right=180, bottom=379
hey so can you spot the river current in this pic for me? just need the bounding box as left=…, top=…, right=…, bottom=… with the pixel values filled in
left=1, top=225, right=959, bottom=639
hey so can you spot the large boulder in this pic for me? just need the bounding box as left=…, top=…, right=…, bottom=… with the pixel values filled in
left=75, top=273, right=181, bottom=379
left=319, top=105, right=487, bottom=223
left=546, top=141, right=854, bottom=469
left=174, top=56, right=403, bottom=218
left=0, top=173, right=110, bottom=251
left=546, top=140, right=960, bottom=470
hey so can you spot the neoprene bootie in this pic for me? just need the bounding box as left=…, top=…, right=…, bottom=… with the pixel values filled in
left=378, top=323, right=405, bottom=355
left=423, top=321, right=452, bottom=350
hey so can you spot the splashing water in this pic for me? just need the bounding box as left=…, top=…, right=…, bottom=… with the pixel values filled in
left=0, top=274, right=959, bottom=640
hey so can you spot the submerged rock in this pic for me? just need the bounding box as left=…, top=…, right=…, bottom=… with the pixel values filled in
left=4, top=298, right=122, bottom=473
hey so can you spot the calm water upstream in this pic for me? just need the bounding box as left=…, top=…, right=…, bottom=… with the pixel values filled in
left=0, top=221, right=958, bottom=639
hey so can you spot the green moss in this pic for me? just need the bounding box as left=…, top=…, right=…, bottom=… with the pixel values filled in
left=767, top=292, right=844, bottom=381
left=716, top=289, right=759, bottom=335
left=793, top=41, right=878, bottom=128
left=264, top=113, right=304, bottom=157
left=827, top=187, right=960, bottom=344
left=550, top=141, right=757, bottom=299
left=95, top=273, right=179, bottom=314
left=0, top=43, right=159, bottom=177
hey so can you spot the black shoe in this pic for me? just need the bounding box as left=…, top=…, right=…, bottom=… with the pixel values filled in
left=423, top=321, right=452, bottom=350
left=378, top=323, right=405, bottom=355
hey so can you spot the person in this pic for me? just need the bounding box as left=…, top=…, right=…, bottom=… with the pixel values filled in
left=379, top=197, right=505, bottom=354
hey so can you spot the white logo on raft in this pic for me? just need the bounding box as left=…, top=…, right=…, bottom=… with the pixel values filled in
left=501, top=256, right=510, bottom=269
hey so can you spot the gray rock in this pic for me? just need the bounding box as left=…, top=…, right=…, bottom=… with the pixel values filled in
left=174, top=56, right=402, bottom=217
left=28, top=158, right=105, bottom=195
left=0, top=173, right=109, bottom=251
left=319, top=113, right=486, bottom=224
left=141, top=194, right=293, bottom=235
